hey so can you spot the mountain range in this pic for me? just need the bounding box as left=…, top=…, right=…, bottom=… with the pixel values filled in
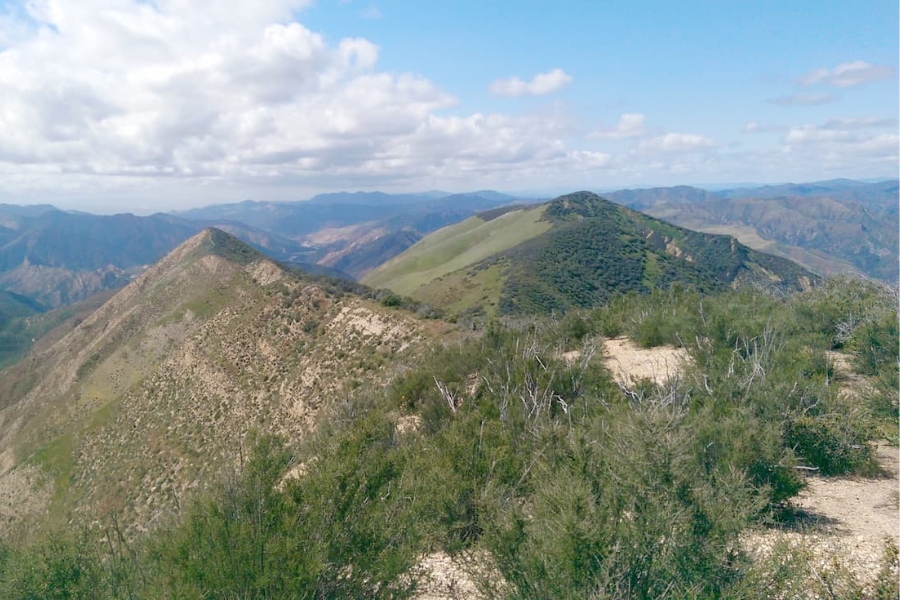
left=0, top=190, right=895, bottom=597
left=606, top=179, right=898, bottom=281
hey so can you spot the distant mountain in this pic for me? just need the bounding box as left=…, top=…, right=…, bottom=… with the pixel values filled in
left=319, top=229, right=423, bottom=278
left=0, top=228, right=442, bottom=534
left=0, top=207, right=354, bottom=307
left=719, top=179, right=898, bottom=203
left=307, top=191, right=442, bottom=205
left=0, top=210, right=197, bottom=306
left=605, top=180, right=898, bottom=282
left=604, top=185, right=719, bottom=210
left=364, top=191, right=815, bottom=317
left=177, top=191, right=522, bottom=278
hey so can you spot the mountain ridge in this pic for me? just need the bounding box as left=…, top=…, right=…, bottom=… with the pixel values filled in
left=365, top=191, right=816, bottom=317
left=0, top=229, right=446, bottom=535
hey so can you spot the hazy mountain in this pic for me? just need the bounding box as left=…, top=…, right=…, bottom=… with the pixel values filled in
left=364, top=191, right=815, bottom=317
left=0, top=208, right=354, bottom=307
left=641, top=185, right=897, bottom=282
left=604, top=185, right=719, bottom=209
left=604, top=179, right=898, bottom=281
left=718, top=178, right=898, bottom=204
left=306, top=191, right=443, bottom=205
left=0, top=229, right=442, bottom=534
left=177, top=191, right=521, bottom=278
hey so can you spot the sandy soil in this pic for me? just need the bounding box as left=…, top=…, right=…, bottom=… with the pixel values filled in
left=601, top=336, right=691, bottom=387
left=413, top=553, right=483, bottom=600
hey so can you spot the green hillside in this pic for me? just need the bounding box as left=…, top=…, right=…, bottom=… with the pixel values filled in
left=369, top=191, right=815, bottom=317
left=0, top=291, right=45, bottom=368
left=363, top=204, right=550, bottom=295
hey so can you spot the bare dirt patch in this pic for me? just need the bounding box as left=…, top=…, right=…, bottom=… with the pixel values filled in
left=600, top=337, right=691, bottom=387
left=746, top=444, right=899, bottom=591
left=412, top=552, right=501, bottom=600
left=245, top=260, right=284, bottom=286
left=0, top=465, right=52, bottom=527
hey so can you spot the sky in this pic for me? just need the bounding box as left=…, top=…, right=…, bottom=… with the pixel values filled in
left=0, top=0, right=896, bottom=213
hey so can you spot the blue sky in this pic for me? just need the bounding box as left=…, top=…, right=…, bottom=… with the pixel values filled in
left=0, top=0, right=896, bottom=211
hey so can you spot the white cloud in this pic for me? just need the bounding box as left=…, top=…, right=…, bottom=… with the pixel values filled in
left=635, top=133, right=715, bottom=153
left=0, top=2, right=892, bottom=208
left=821, top=117, right=898, bottom=131
left=0, top=2, right=602, bottom=204
left=768, top=93, right=837, bottom=106
left=588, top=113, right=646, bottom=139
left=744, top=122, right=787, bottom=134
left=489, top=68, right=572, bottom=97
left=799, top=60, right=894, bottom=88
left=782, top=121, right=899, bottom=163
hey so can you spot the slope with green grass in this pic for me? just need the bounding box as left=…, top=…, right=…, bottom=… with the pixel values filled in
left=0, top=291, right=45, bottom=369
left=362, top=204, right=549, bottom=295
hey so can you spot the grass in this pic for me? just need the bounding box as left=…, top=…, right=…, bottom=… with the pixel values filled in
left=412, top=262, right=507, bottom=318
left=29, top=432, right=76, bottom=522
left=363, top=206, right=550, bottom=295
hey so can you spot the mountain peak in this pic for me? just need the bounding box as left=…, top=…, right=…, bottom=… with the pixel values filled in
left=194, top=227, right=270, bottom=265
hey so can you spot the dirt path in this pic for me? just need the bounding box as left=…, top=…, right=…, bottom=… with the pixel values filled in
left=797, top=444, right=898, bottom=545
left=783, top=443, right=899, bottom=577
left=748, top=351, right=899, bottom=588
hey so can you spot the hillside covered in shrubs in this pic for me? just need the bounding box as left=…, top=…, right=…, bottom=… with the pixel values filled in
left=0, top=277, right=896, bottom=599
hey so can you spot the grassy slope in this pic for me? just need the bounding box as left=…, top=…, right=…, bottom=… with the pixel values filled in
left=0, top=291, right=45, bottom=369
left=410, top=261, right=508, bottom=318
left=362, top=206, right=549, bottom=296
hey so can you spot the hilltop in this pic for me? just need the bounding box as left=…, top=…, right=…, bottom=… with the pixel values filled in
left=364, top=191, right=815, bottom=317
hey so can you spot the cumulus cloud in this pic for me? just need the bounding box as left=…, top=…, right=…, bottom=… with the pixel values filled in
left=782, top=120, right=899, bottom=165
left=489, top=68, right=572, bottom=97
left=635, top=133, right=715, bottom=153
left=0, top=2, right=602, bottom=205
left=588, top=113, right=646, bottom=139
left=798, top=60, right=895, bottom=88
left=768, top=93, right=837, bottom=106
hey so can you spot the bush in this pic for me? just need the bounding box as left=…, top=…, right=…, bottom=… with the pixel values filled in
left=787, top=414, right=877, bottom=476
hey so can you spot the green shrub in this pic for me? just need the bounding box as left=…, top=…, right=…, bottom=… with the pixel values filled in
left=787, top=414, right=877, bottom=476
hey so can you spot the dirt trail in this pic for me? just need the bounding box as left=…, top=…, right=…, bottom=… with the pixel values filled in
left=748, top=351, right=899, bottom=587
